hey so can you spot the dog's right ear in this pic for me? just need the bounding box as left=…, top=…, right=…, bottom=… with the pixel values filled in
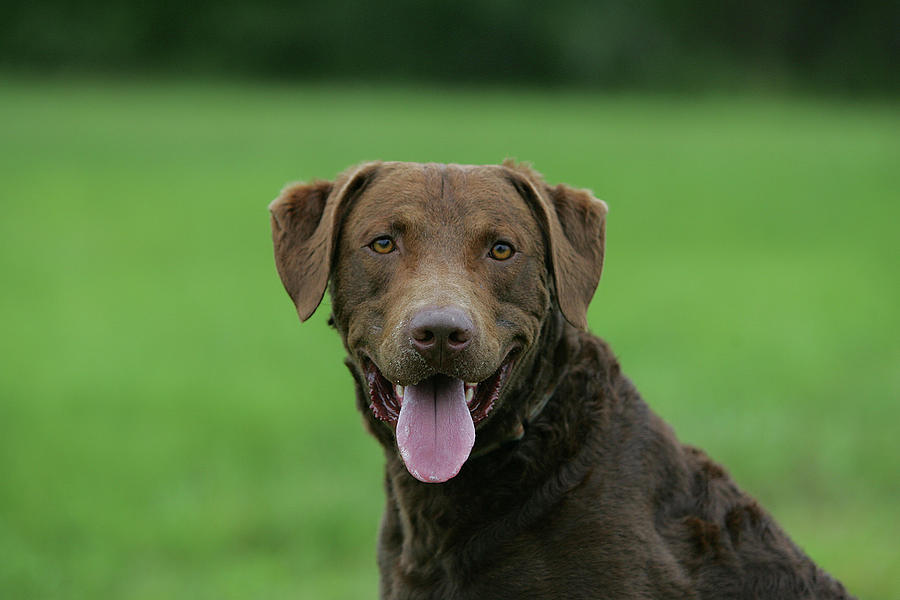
left=269, top=162, right=380, bottom=321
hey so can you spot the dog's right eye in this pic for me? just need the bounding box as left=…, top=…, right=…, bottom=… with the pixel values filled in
left=369, top=236, right=396, bottom=254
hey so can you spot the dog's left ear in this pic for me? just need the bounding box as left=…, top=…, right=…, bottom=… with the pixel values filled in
left=269, top=162, right=380, bottom=321
left=504, top=164, right=607, bottom=330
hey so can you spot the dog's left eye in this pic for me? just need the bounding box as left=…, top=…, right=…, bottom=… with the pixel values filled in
left=369, top=236, right=396, bottom=254
left=489, top=242, right=514, bottom=261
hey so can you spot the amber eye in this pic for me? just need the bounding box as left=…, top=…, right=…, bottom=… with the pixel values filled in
left=489, top=241, right=514, bottom=261
left=369, top=236, right=395, bottom=254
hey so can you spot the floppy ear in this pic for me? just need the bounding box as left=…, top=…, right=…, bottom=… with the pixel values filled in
left=269, top=162, right=380, bottom=321
left=504, top=163, right=607, bottom=330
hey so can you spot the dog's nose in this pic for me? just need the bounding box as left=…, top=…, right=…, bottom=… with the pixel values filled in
left=409, top=306, right=474, bottom=362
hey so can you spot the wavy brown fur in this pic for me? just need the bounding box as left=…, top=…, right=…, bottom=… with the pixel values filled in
left=270, top=161, right=853, bottom=599
left=360, top=321, right=852, bottom=599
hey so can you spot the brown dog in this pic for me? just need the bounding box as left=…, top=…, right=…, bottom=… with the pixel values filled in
left=269, top=161, right=853, bottom=599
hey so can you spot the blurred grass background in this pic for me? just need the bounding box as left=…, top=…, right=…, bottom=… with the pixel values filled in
left=0, top=79, right=897, bottom=599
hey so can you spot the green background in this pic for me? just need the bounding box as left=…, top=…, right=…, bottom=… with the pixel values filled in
left=1, top=0, right=896, bottom=92
left=1, top=80, right=897, bottom=598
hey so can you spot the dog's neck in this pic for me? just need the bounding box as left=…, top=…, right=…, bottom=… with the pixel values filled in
left=373, top=311, right=619, bottom=576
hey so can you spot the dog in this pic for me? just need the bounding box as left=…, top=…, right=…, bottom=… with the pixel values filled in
left=269, top=161, right=853, bottom=599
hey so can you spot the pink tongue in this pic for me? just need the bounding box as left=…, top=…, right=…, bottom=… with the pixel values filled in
left=396, top=375, right=475, bottom=483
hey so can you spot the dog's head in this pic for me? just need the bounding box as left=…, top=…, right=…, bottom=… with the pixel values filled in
left=270, top=161, right=607, bottom=483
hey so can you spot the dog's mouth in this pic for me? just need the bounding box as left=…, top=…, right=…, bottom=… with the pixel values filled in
left=364, top=355, right=516, bottom=484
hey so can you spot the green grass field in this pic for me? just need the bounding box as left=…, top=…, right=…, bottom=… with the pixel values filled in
left=1, top=78, right=897, bottom=599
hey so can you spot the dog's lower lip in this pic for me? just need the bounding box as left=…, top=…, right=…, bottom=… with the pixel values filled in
left=365, top=353, right=516, bottom=427
left=364, top=359, right=400, bottom=422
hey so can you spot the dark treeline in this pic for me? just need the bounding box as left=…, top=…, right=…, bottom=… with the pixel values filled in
left=2, top=0, right=896, bottom=92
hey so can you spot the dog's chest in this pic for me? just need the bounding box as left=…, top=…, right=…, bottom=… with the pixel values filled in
left=378, top=496, right=690, bottom=600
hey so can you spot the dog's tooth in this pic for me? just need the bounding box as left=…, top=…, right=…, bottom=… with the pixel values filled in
left=395, top=384, right=404, bottom=399
left=465, top=386, right=474, bottom=405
